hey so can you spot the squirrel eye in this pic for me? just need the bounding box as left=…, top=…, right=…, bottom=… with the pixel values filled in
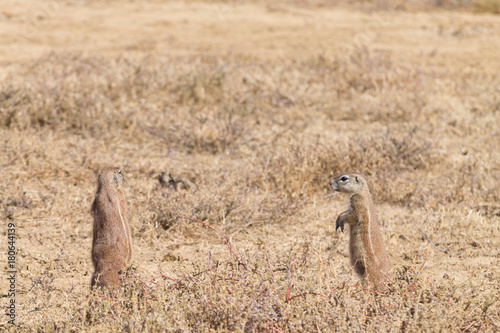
left=118, top=169, right=122, bottom=175
left=340, top=176, right=348, bottom=182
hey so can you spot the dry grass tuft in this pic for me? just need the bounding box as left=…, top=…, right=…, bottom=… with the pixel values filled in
left=15, top=248, right=499, bottom=332
left=473, top=0, right=500, bottom=13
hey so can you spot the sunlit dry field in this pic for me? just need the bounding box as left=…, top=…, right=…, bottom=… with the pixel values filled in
left=0, top=0, right=499, bottom=331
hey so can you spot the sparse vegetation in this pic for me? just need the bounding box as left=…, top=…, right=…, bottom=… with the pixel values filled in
left=0, top=1, right=499, bottom=332
left=473, top=0, right=500, bottom=13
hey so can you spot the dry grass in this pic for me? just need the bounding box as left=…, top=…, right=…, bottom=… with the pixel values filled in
left=473, top=0, right=500, bottom=13
left=1, top=1, right=499, bottom=332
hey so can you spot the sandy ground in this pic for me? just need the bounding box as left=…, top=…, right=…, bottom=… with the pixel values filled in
left=1, top=1, right=500, bottom=68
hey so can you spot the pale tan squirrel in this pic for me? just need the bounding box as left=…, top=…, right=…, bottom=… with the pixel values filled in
left=90, top=168, right=132, bottom=289
left=330, top=172, right=391, bottom=290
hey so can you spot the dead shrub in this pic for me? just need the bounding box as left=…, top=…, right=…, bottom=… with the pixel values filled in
left=147, top=108, right=246, bottom=154
left=254, top=128, right=434, bottom=206
left=445, top=156, right=500, bottom=205
left=149, top=172, right=296, bottom=234
left=71, top=247, right=498, bottom=332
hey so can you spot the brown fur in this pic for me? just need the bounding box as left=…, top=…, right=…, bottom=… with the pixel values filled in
left=90, top=167, right=132, bottom=290
left=329, top=172, right=391, bottom=290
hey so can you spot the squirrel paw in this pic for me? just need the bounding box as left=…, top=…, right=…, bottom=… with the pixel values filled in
left=335, top=215, right=345, bottom=233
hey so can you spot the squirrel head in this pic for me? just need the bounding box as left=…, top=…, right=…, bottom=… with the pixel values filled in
left=97, top=167, right=124, bottom=189
left=329, top=172, right=367, bottom=194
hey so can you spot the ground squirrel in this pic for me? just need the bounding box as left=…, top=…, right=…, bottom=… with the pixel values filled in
left=90, top=167, right=132, bottom=289
left=329, top=172, right=391, bottom=290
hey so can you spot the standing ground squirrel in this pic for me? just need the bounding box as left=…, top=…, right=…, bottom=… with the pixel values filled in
left=329, top=172, right=391, bottom=290
left=91, top=167, right=132, bottom=289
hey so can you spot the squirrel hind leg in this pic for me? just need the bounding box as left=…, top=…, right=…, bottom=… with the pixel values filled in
left=91, top=269, right=120, bottom=290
